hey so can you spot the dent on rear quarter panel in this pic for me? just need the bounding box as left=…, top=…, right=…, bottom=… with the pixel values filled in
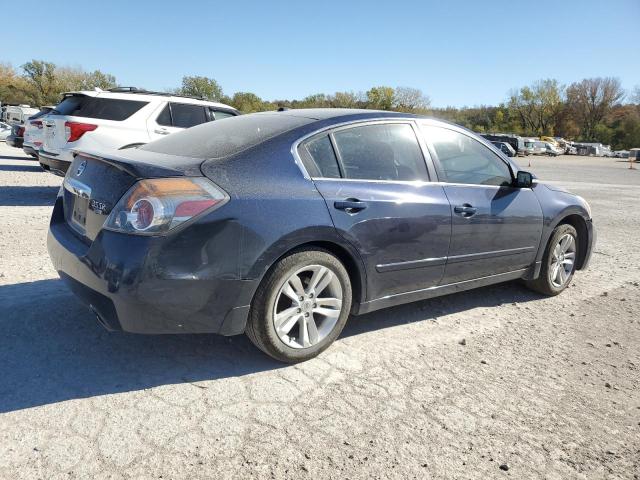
left=199, top=136, right=341, bottom=281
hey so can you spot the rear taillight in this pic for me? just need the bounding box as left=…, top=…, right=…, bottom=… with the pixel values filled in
left=64, top=121, right=97, bottom=142
left=30, top=120, right=43, bottom=129
left=17, top=127, right=25, bottom=136
left=104, top=177, right=228, bottom=235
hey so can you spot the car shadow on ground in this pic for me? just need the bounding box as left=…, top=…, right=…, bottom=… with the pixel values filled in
left=0, top=154, right=31, bottom=161
left=0, top=164, right=42, bottom=173
left=0, top=186, right=59, bottom=206
left=0, top=277, right=542, bottom=413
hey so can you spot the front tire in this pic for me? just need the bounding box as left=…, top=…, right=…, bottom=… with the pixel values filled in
left=526, top=224, right=578, bottom=296
left=246, top=248, right=352, bottom=363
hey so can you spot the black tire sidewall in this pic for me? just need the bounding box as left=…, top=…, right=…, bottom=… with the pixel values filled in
left=541, top=224, right=578, bottom=295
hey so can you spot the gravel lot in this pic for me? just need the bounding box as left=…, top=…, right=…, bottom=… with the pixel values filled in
left=0, top=142, right=638, bottom=479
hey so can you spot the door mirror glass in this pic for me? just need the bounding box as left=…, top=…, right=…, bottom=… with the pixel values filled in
left=516, top=171, right=533, bottom=188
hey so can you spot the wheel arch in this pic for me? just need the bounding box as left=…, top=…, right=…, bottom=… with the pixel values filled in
left=261, top=239, right=367, bottom=312
left=556, top=214, right=589, bottom=270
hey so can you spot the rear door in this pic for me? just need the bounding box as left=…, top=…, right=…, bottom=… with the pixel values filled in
left=419, top=122, right=543, bottom=284
left=299, top=121, right=452, bottom=300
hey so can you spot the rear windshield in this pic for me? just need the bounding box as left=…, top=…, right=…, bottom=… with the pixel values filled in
left=52, top=95, right=147, bottom=121
left=140, top=113, right=312, bottom=159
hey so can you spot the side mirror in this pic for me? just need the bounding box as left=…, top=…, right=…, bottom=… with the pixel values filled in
left=515, top=171, right=533, bottom=188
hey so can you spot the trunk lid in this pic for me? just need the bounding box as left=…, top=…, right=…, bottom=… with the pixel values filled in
left=62, top=149, right=205, bottom=242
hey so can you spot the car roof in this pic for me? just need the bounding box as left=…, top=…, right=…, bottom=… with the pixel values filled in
left=60, top=90, right=235, bottom=109
left=272, top=108, right=419, bottom=121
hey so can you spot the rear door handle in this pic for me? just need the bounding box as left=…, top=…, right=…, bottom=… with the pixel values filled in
left=454, top=204, right=477, bottom=217
left=334, top=199, right=367, bottom=213
left=154, top=128, right=170, bottom=135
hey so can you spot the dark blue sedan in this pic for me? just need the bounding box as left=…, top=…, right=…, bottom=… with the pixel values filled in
left=47, top=109, right=595, bottom=362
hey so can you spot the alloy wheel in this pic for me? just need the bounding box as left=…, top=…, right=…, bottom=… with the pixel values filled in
left=549, top=233, right=576, bottom=288
left=272, top=265, right=343, bottom=349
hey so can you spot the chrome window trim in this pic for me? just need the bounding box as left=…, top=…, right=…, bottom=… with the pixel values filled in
left=290, top=117, right=523, bottom=189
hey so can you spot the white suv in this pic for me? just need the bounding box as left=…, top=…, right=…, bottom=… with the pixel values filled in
left=39, top=88, right=239, bottom=176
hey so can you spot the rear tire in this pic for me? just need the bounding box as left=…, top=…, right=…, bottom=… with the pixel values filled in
left=525, top=224, right=578, bottom=296
left=246, top=248, right=352, bottom=363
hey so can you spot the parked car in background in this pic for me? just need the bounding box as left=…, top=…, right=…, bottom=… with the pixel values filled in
left=4, top=104, right=39, bottom=125
left=481, top=133, right=528, bottom=156
left=532, top=141, right=547, bottom=155
left=0, top=121, right=11, bottom=141
left=39, top=87, right=239, bottom=176
left=613, top=150, right=629, bottom=158
left=629, top=148, right=640, bottom=162
left=22, top=106, right=54, bottom=158
left=6, top=124, right=25, bottom=148
left=492, top=141, right=516, bottom=157
left=48, top=109, right=595, bottom=363
left=543, top=142, right=563, bottom=156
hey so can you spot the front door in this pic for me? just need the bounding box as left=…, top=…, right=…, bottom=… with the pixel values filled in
left=420, top=123, right=543, bottom=284
left=298, top=122, right=451, bottom=300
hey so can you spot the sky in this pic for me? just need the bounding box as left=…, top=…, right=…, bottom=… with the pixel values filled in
left=4, top=0, right=639, bottom=107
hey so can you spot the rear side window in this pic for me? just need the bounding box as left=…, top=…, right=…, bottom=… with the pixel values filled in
left=156, top=104, right=172, bottom=126
left=52, top=96, right=147, bottom=121
left=332, top=123, right=428, bottom=181
left=301, top=135, right=341, bottom=178
left=211, top=109, right=236, bottom=120
left=170, top=103, right=208, bottom=128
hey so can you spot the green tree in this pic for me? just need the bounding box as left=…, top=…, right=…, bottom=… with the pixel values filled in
left=21, top=60, right=59, bottom=105
left=230, top=91, right=269, bottom=112
left=179, top=75, right=223, bottom=101
left=507, top=79, right=564, bottom=135
left=366, top=86, right=395, bottom=110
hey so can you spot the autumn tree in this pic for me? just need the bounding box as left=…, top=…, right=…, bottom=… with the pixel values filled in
left=566, top=77, right=625, bottom=141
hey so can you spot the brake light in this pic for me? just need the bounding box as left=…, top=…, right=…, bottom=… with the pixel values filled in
left=64, top=121, right=97, bottom=142
left=105, top=178, right=228, bottom=235
left=30, top=120, right=43, bottom=129
left=17, top=127, right=25, bottom=136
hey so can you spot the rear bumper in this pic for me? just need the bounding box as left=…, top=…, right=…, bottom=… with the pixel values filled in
left=47, top=196, right=255, bottom=335
left=23, top=145, right=38, bottom=158
left=6, top=135, right=23, bottom=148
left=39, top=151, right=71, bottom=176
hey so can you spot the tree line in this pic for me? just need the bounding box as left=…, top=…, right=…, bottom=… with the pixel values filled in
left=2, top=59, right=639, bottom=149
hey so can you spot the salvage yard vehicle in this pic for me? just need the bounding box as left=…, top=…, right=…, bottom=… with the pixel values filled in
left=22, top=106, right=54, bottom=158
left=39, top=87, right=239, bottom=176
left=0, top=121, right=10, bottom=141
left=6, top=124, right=24, bottom=148
left=491, top=141, right=516, bottom=157
left=48, top=109, right=595, bottom=363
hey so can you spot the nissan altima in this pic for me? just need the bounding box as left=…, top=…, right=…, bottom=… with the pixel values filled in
left=48, top=109, right=595, bottom=362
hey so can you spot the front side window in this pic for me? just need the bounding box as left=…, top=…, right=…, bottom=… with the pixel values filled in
left=332, top=123, right=428, bottom=181
left=170, top=103, right=208, bottom=128
left=422, top=125, right=513, bottom=186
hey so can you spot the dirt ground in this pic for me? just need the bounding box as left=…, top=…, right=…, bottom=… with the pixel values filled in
left=0, top=142, right=638, bottom=479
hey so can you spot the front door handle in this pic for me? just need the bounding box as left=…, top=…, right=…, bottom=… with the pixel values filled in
left=154, top=128, right=170, bottom=135
left=334, top=199, right=367, bottom=214
left=454, top=204, right=477, bottom=217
